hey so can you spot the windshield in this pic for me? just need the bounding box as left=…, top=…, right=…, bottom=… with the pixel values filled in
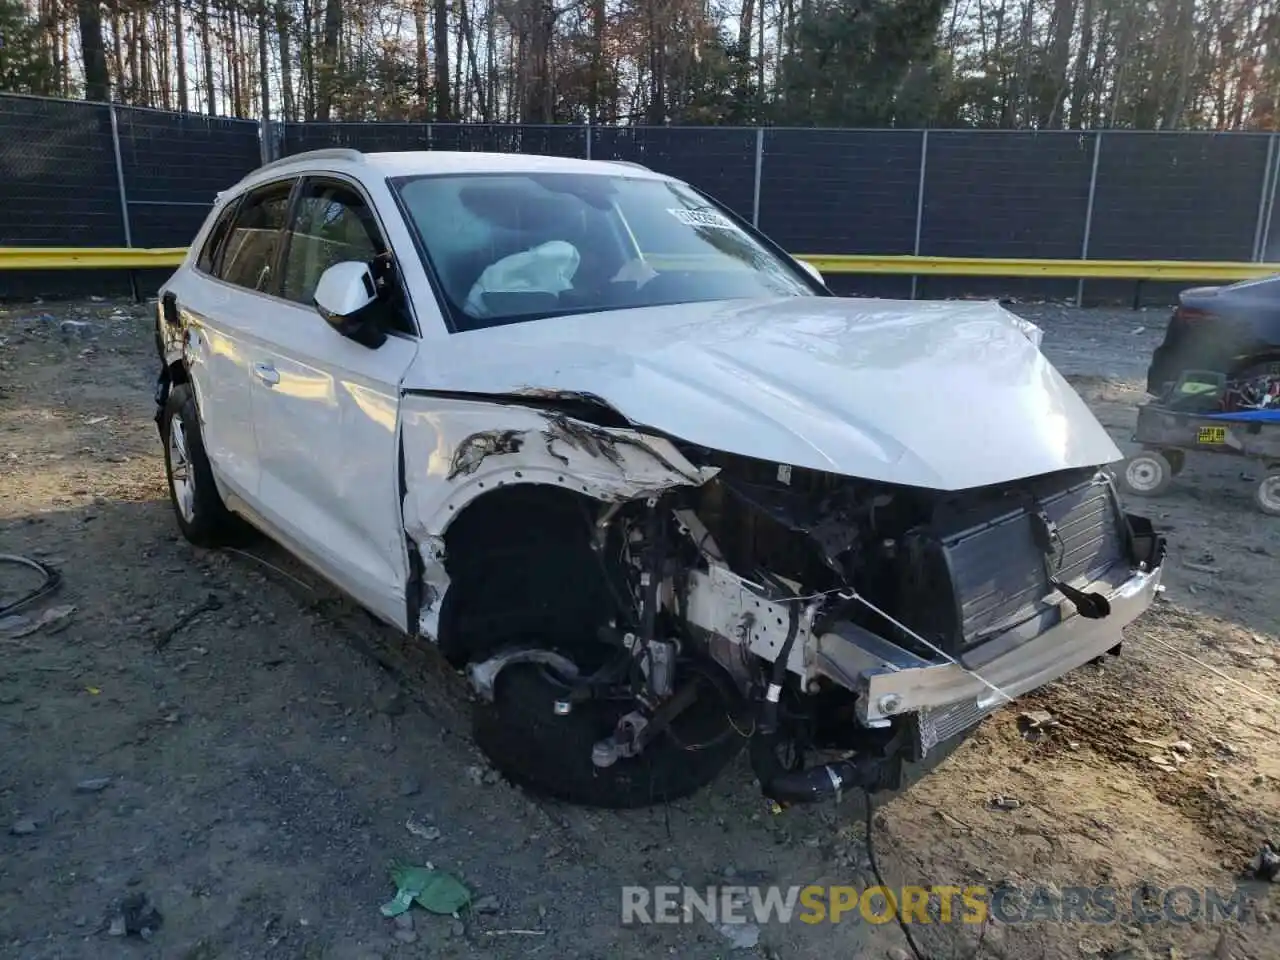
left=391, top=172, right=818, bottom=331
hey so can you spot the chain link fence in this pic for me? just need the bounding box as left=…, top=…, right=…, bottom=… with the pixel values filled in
left=0, top=94, right=260, bottom=297
left=3, top=91, right=1279, bottom=302
left=114, top=108, right=263, bottom=249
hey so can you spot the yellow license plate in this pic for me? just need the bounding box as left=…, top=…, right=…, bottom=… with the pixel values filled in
left=1197, top=425, right=1227, bottom=444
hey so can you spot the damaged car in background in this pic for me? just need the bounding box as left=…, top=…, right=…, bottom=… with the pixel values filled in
left=152, top=148, right=1167, bottom=808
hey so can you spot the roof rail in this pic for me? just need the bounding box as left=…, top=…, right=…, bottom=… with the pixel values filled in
left=254, top=147, right=365, bottom=175
left=607, top=159, right=651, bottom=172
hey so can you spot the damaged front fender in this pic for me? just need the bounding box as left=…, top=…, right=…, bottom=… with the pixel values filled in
left=399, top=394, right=719, bottom=638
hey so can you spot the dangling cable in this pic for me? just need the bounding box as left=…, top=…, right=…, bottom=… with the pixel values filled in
left=864, top=789, right=931, bottom=960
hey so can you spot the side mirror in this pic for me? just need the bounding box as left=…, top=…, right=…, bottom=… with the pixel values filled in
left=797, top=259, right=824, bottom=286
left=314, top=260, right=387, bottom=349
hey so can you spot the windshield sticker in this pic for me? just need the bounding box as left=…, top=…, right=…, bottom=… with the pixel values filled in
left=667, top=208, right=740, bottom=231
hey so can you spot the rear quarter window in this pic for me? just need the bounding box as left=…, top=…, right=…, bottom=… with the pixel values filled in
left=217, top=182, right=294, bottom=293
left=195, top=198, right=240, bottom=275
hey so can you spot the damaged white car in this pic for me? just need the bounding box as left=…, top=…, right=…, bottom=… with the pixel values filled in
left=154, top=148, right=1166, bottom=808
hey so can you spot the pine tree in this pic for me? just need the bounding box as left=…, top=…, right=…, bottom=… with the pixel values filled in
left=0, top=0, right=55, bottom=95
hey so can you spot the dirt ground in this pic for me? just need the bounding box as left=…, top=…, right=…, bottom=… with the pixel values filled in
left=1, top=297, right=1277, bottom=960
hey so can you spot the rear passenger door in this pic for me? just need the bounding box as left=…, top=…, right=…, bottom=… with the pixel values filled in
left=247, top=175, right=419, bottom=629
left=170, top=178, right=295, bottom=502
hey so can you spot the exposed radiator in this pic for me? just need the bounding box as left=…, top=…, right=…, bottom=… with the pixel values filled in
left=896, top=476, right=1128, bottom=655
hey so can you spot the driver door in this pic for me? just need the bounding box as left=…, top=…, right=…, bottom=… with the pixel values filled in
left=247, top=175, right=419, bottom=628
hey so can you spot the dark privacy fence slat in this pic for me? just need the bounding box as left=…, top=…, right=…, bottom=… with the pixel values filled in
left=1265, top=151, right=1280, bottom=263
left=284, top=121, right=430, bottom=153
left=0, top=96, right=122, bottom=247
left=3, top=92, right=1280, bottom=304
left=921, top=131, right=1096, bottom=259
left=116, top=109, right=261, bottom=204
left=588, top=126, right=758, bottom=221
left=1089, top=133, right=1271, bottom=261
left=759, top=129, right=923, bottom=255
left=114, top=106, right=261, bottom=247
left=281, top=121, right=586, bottom=159
left=430, top=123, right=586, bottom=157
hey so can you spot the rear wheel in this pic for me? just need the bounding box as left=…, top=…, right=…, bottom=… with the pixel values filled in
left=1119, top=451, right=1174, bottom=498
left=161, top=382, right=248, bottom=546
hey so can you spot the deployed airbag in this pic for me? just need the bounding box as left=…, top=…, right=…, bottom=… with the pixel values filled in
left=465, top=241, right=581, bottom=317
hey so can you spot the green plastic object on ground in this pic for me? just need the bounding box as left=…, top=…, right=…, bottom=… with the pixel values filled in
left=380, top=863, right=472, bottom=917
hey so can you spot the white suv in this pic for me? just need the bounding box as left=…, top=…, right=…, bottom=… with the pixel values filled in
left=155, top=148, right=1165, bottom=808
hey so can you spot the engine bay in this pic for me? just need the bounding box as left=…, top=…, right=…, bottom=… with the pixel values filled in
left=443, top=417, right=1164, bottom=809
left=672, top=450, right=1128, bottom=662
left=508, top=449, right=1154, bottom=802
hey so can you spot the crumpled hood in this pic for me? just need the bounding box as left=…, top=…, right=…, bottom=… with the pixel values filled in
left=408, top=297, right=1122, bottom=491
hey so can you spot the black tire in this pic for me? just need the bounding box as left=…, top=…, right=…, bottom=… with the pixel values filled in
left=446, top=489, right=744, bottom=806
left=160, top=382, right=246, bottom=546
left=473, top=659, right=746, bottom=809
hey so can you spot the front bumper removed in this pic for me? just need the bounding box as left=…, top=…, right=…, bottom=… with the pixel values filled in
left=814, top=561, right=1164, bottom=738
left=758, top=562, right=1163, bottom=804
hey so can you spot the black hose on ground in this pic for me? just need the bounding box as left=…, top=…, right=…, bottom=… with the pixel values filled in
left=757, top=755, right=935, bottom=959
left=0, top=554, right=62, bottom=617
left=762, top=758, right=865, bottom=803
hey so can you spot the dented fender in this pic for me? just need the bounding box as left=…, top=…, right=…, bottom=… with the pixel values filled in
left=399, top=394, right=719, bottom=637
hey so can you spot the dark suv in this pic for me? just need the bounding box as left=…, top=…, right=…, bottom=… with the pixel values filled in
left=1147, top=275, right=1280, bottom=396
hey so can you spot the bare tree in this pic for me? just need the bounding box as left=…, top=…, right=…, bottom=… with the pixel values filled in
left=75, top=0, right=108, bottom=101
left=316, top=0, right=340, bottom=118
left=433, top=0, right=450, bottom=119
left=174, top=0, right=189, bottom=110
left=276, top=0, right=293, bottom=119
left=1042, top=0, right=1075, bottom=125
left=15, top=0, right=1280, bottom=133
left=257, top=0, right=270, bottom=121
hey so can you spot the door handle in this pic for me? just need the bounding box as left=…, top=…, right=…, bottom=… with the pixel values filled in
left=252, top=362, right=280, bottom=386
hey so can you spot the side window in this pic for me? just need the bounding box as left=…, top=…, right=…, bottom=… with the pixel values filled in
left=195, top=198, right=239, bottom=275
left=217, top=181, right=293, bottom=292
left=280, top=180, right=383, bottom=306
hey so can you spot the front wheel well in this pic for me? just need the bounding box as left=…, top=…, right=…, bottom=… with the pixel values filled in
left=154, top=359, right=191, bottom=428
left=434, top=484, right=626, bottom=665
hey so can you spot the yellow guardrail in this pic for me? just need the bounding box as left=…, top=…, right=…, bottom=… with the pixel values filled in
left=0, top=247, right=188, bottom=269
left=1, top=247, right=1277, bottom=283
left=802, top=255, right=1279, bottom=282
